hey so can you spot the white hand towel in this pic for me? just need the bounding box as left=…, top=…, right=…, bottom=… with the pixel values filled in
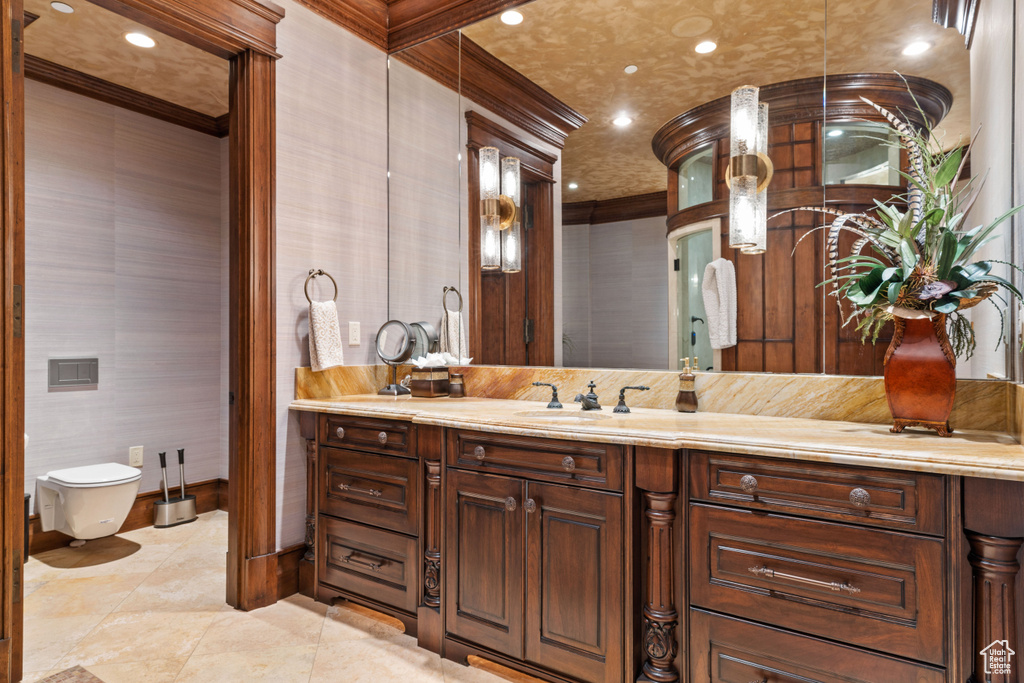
left=701, top=258, right=737, bottom=349
left=309, top=300, right=345, bottom=372
left=439, top=310, right=468, bottom=361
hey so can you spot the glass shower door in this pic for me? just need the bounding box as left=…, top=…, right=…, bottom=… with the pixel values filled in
left=676, top=230, right=713, bottom=370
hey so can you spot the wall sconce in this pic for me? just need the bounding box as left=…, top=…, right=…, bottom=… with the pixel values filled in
left=479, top=146, right=521, bottom=272
left=725, top=85, right=773, bottom=255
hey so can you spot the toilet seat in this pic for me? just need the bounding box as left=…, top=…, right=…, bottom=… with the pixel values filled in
left=45, top=463, right=142, bottom=488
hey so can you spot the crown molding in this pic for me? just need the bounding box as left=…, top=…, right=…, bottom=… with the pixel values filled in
left=563, top=191, right=668, bottom=226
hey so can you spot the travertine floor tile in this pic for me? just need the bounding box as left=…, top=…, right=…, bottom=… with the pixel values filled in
left=23, top=614, right=105, bottom=673
left=309, top=633, right=445, bottom=683
left=24, top=573, right=148, bottom=618
left=55, top=610, right=218, bottom=668
left=112, top=567, right=230, bottom=613
left=175, top=644, right=317, bottom=682
left=191, top=594, right=327, bottom=656
left=83, top=656, right=187, bottom=683
left=155, top=537, right=226, bottom=571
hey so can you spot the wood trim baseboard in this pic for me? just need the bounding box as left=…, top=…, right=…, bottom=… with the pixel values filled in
left=27, top=477, right=228, bottom=556
left=24, top=54, right=229, bottom=138
left=563, top=191, right=668, bottom=226
left=275, top=543, right=306, bottom=600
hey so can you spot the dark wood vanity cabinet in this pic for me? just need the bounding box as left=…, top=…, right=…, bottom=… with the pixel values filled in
left=444, top=435, right=625, bottom=683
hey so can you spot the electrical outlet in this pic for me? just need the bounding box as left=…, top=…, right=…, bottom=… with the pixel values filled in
left=348, top=322, right=361, bottom=346
left=129, top=445, right=144, bottom=467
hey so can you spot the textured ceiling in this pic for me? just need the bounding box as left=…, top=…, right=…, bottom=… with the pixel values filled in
left=462, top=0, right=970, bottom=203
left=24, top=0, right=229, bottom=117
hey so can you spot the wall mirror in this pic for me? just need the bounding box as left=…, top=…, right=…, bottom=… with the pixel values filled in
left=387, top=0, right=1013, bottom=380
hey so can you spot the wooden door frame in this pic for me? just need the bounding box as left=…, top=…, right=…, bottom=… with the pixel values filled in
left=465, top=111, right=556, bottom=364
left=1, top=0, right=283, bottom=677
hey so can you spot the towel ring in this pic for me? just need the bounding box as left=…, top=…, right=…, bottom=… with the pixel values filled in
left=443, top=286, right=463, bottom=313
left=304, top=269, right=338, bottom=304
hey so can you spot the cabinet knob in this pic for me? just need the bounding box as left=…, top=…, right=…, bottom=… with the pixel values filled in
left=525, top=498, right=536, bottom=513
left=504, top=496, right=517, bottom=512
left=849, top=487, right=871, bottom=507
left=740, top=474, right=758, bottom=493
left=562, top=456, right=576, bottom=472
left=335, top=427, right=345, bottom=439
left=378, top=431, right=388, bottom=445
left=474, top=446, right=486, bottom=460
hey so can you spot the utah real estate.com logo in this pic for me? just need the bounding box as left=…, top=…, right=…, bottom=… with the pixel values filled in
left=981, top=639, right=1016, bottom=676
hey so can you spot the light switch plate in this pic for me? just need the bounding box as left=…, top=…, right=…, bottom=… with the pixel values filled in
left=348, top=322, right=360, bottom=346
left=129, top=446, right=143, bottom=467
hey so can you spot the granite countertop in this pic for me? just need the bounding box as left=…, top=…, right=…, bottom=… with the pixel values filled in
left=289, top=395, right=1024, bottom=481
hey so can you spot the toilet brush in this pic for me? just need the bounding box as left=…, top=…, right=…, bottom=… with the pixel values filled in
left=154, top=448, right=198, bottom=528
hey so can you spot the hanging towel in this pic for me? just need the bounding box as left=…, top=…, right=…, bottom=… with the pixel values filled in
left=701, top=258, right=737, bottom=350
left=439, top=309, right=468, bottom=361
left=309, top=300, right=345, bottom=372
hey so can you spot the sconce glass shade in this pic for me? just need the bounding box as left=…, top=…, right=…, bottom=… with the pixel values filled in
left=729, top=87, right=769, bottom=254
left=480, top=147, right=500, bottom=204
left=481, top=215, right=501, bottom=270
left=501, top=156, right=522, bottom=272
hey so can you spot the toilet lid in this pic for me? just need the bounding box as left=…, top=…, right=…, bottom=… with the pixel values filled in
left=47, top=463, right=142, bottom=488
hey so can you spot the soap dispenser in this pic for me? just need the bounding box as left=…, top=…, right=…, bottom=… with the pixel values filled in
left=675, top=357, right=698, bottom=413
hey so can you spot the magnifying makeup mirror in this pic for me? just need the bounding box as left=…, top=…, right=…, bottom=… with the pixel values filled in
left=376, top=320, right=414, bottom=395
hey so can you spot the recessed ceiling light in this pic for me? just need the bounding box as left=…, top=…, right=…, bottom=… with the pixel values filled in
left=612, top=115, right=633, bottom=127
left=624, top=65, right=638, bottom=74
left=50, top=1, right=74, bottom=13
left=500, top=10, right=523, bottom=25
left=695, top=40, right=717, bottom=54
left=125, top=32, right=156, bottom=48
left=827, top=129, right=844, bottom=137
left=902, top=41, right=930, bottom=56
left=568, top=182, right=578, bottom=190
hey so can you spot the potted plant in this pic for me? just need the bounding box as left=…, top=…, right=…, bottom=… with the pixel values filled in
left=792, top=92, right=1024, bottom=437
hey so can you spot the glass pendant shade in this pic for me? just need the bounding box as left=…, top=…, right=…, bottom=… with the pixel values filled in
left=481, top=215, right=501, bottom=270
left=500, top=156, right=522, bottom=272
left=729, top=87, right=769, bottom=253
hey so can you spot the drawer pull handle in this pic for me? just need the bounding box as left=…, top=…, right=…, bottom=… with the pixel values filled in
left=338, top=482, right=383, bottom=497
left=562, top=456, right=576, bottom=472
left=378, top=431, right=388, bottom=445
left=740, top=474, right=758, bottom=493
left=340, top=552, right=383, bottom=572
left=748, top=565, right=861, bottom=595
left=505, top=496, right=517, bottom=512
left=525, top=498, right=537, bottom=513
left=849, top=487, right=871, bottom=507
left=335, top=427, right=345, bottom=439
left=474, top=446, right=486, bottom=460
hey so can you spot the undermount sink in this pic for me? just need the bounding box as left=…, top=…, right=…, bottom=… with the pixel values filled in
left=512, top=410, right=614, bottom=422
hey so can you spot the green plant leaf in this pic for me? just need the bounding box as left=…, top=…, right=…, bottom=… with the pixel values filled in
left=887, top=280, right=902, bottom=304
left=899, top=239, right=918, bottom=278
left=960, top=205, right=1024, bottom=263
left=936, top=230, right=957, bottom=280
left=934, top=147, right=963, bottom=187
left=933, top=300, right=959, bottom=313
left=977, top=273, right=1024, bottom=301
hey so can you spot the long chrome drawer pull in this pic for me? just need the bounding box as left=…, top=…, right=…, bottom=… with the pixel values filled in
left=338, top=482, right=383, bottom=497
left=748, top=565, right=861, bottom=594
left=340, top=553, right=383, bottom=572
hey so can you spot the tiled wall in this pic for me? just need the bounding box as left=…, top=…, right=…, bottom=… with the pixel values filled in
left=562, top=215, right=669, bottom=370
left=24, top=80, right=227, bottom=498
left=274, top=0, right=390, bottom=547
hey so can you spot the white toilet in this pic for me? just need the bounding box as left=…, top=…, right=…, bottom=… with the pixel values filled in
left=36, top=463, right=142, bottom=546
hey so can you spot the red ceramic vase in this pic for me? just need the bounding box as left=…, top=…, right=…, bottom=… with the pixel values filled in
left=883, top=313, right=955, bottom=437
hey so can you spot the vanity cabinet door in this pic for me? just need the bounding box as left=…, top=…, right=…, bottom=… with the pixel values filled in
left=445, top=469, right=525, bottom=659
left=524, top=482, right=623, bottom=683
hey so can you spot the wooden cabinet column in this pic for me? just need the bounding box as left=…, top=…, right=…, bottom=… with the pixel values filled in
left=636, top=446, right=682, bottom=682
left=964, top=478, right=1024, bottom=683
left=418, top=425, right=444, bottom=653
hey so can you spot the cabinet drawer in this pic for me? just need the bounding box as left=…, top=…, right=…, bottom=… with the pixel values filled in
left=447, top=429, right=623, bottom=491
left=320, top=447, right=419, bottom=535
left=690, top=610, right=945, bottom=683
left=318, top=516, right=418, bottom=614
left=319, top=414, right=413, bottom=457
left=689, top=451, right=945, bottom=535
left=690, top=504, right=945, bottom=665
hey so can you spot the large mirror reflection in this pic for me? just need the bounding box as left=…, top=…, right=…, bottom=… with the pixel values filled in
left=387, top=0, right=1010, bottom=380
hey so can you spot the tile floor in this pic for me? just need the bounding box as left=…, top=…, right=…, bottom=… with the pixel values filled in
left=23, top=511, right=510, bottom=683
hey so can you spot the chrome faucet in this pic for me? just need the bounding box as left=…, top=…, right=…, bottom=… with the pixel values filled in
left=574, top=381, right=601, bottom=410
